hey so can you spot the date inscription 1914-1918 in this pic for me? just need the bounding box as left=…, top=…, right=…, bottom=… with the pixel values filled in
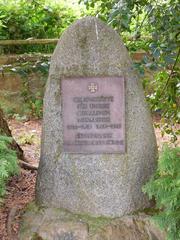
left=62, top=77, right=125, bottom=153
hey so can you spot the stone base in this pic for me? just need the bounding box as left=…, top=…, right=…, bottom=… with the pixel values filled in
left=19, top=203, right=166, bottom=240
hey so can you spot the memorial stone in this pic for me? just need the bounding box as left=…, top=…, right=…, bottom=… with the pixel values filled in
left=36, top=16, right=157, bottom=218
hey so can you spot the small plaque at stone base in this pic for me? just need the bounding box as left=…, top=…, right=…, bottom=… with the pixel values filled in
left=62, top=77, right=125, bottom=153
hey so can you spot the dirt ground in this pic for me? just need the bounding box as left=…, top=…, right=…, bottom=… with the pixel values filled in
left=0, top=120, right=41, bottom=240
left=0, top=119, right=179, bottom=240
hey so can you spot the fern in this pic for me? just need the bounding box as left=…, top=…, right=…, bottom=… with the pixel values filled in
left=143, top=145, right=180, bottom=240
left=0, top=135, right=19, bottom=197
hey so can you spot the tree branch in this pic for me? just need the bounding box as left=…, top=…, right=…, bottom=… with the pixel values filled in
left=19, top=160, right=38, bottom=171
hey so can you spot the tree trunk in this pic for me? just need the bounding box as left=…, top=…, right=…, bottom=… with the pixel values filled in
left=0, top=108, right=23, bottom=159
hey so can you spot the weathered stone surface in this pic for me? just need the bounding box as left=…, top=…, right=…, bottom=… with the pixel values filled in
left=19, top=206, right=166, bottom=240
left=37, top=222, right=88, bottom=240
left=91, top=216, right=166, bottom=240
left=19, top=206, right=92, bottom=240
left=36, top=16, right=157, bottom=217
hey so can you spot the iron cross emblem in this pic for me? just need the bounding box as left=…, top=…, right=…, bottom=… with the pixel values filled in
left=88, top=82, right=98, bottom=93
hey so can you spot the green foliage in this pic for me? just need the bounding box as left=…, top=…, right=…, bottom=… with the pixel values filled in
left=143, top=145, right=180, bottom=240
left=146, top=69, right=180, bottom=143
left=81, top=0, right=179, bottom=69
left=0, top=135, right=19, bottom=197
left=0, top=0, right=78, bottom=53
left=81, top=0, right=180, bottom=142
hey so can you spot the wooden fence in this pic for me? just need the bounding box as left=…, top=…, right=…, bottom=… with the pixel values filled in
left=0, top=39, right=58, bottom=46
left=0, top=38, right=147, bottom=65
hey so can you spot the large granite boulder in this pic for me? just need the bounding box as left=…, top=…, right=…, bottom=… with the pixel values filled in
left=36, top=16, right=157, bottom=217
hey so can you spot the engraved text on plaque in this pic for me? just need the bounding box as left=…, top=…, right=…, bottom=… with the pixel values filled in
left=62, top=77, right=125, bottom=153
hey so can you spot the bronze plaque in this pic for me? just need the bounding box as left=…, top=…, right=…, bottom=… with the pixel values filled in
left=62, top=77, right=125, bottom=153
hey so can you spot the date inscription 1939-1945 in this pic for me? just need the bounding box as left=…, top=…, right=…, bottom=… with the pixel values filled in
left=62, top=77, right=125, bottom=153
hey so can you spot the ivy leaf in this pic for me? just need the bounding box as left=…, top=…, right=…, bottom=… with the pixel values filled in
left=153, top=48, right=161, bottom=59
left=164, top=55, right=175, bottom=65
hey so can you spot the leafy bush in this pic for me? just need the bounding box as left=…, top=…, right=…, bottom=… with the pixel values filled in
left=146, top=69, right=180, bottom=143
left=80, top=0, right=180, bottom=143
left=143, top=145, right=180, bottom=240
left=0, top=0, right=78, bottom=53
left=0, top=135, right=19, bottom=197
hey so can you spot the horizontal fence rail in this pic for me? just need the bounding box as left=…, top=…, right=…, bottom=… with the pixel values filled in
left=0, top=38, right=149, bottom=65
left=0, top=39, right=58, bottom=46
